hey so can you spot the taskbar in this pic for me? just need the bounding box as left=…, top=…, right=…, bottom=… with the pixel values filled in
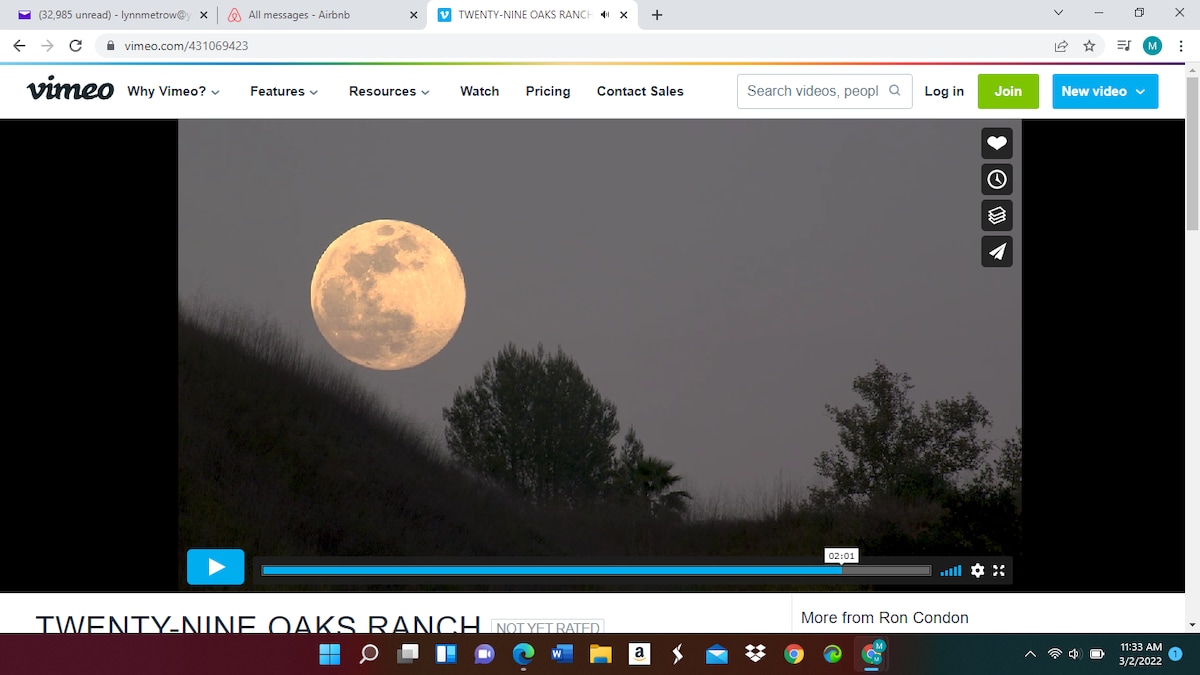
left=1, top=634, right=1189, bottom=673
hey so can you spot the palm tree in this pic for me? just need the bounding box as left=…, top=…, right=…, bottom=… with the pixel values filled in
left=631, top=455, right=691, bottom=520
left=614, top=428, right=691, bottom=519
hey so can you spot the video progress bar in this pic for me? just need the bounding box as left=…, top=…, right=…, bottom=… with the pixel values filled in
left=260, top=564, right=931, bottom=577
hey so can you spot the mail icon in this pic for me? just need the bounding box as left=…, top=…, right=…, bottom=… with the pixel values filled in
left=590, top=644, right=613, bottom=664
left=18, top=10, right=32, bottom=20
left=706, top=645, right=728, bottom=665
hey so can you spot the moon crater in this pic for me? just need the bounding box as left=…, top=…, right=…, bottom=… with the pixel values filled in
left=310, top=219, right=466, bottom=370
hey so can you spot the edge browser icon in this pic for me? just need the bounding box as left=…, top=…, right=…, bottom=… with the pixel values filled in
left=513, top=643, right=535, bottom=666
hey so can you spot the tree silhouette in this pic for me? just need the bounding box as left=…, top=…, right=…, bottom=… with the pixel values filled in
left=444, top=343, right=620, bottom=508
left=811, top=362, right=994, bottom=506
left=614, top=428, right=691, bottom=519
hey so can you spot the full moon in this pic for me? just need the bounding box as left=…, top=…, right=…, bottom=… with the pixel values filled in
left=310, top=219, right=466, bottom=370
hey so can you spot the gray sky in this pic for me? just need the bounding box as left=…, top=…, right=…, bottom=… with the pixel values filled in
left=178, top=119, right=1021, bottom=505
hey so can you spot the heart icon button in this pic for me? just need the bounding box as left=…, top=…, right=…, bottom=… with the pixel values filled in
left=987, top=135, right=1008, bottom=150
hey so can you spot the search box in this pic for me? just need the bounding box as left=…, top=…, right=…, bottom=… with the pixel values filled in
left=738, top=74, right=914, bottom=109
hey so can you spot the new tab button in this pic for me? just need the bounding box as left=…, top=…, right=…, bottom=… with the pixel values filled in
left=1052, top=74, right=1158, bottom=108
left=186, top=549, right=245, bottom=586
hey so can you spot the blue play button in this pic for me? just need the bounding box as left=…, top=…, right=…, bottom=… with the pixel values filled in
left=186, top=549, right=245, bottom=586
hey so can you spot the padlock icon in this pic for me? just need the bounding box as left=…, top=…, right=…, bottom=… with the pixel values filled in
left=106, top=40, right=115, bottom=51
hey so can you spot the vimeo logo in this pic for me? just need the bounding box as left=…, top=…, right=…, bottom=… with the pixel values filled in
left=438, top=8, right=451, bottom=22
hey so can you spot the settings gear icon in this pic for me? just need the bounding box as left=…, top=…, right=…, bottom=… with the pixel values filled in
left=970, top=563, right=986, bottom=578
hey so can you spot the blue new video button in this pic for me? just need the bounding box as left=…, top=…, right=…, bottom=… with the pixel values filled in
left=1052, top=74, right=1158, bottom=109
left=186, top=549, right=245, bottom=585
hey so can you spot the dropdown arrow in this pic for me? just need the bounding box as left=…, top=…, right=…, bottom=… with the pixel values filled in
left=1136, top=88, right=1145, bottom=94
left=210, top=90, right=219, bottom=94
left=1054, top=9, right=1063, bottom=15
left=309, top=89, right=318, bottom=94
left=421, top=90, right=429, bottom=95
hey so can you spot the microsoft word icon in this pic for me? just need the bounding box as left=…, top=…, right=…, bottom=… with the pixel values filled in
left=438, top=8, right=452, bottom=22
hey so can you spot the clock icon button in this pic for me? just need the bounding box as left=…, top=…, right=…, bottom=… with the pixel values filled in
left=982, top=164, right=1014, bottom=195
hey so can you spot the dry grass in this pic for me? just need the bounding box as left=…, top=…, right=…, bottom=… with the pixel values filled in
left=178, top=299, right=1015, bottom=590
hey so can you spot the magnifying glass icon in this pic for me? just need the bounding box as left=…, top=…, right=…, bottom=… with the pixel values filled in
left=360, top=644, right=379, bottom=664
left=889, top=84, right=901, bottom=95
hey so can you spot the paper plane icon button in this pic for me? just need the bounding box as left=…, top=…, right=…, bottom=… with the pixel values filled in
left=982, top=236, right=1014, bottom=267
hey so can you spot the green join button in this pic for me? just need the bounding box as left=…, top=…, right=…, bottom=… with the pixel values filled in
left=978, top=74, right=1040, bottom=108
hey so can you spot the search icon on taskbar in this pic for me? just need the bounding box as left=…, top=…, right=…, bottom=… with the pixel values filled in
left=360, top=644, right=379, bottom=664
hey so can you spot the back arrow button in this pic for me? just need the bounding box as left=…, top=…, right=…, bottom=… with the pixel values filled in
left=13, top=40, right=25, bottom=52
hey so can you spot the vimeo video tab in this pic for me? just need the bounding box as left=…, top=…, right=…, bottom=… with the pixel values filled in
left=1, top=634, right=1192, bottom=674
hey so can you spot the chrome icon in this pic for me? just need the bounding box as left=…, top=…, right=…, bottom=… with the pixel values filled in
left=823, top=645, right=843, bottom=663
left=513, top=643, right=535, bottom=665
left=861, top=639, right=886, bottom=666
left=784, top=644, right=804, bottom=664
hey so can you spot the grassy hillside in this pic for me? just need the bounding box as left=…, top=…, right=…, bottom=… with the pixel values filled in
left=179, top=303, right=576, bottom=580
left=179, top=302, right=738, bottom=585
left=179, top=301, right=1015, bottom=590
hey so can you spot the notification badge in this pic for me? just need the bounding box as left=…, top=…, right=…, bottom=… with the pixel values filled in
left=854, top=637, right=889, bottom=672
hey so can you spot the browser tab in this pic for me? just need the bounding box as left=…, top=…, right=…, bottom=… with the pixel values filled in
left=214, top=2, right=426, bottom=29
left=426, top=1, right=639, bottom=32
left=0, top=2, right=427, bottom=29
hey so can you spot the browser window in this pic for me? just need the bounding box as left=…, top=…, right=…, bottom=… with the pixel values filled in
left=1, top=0, right=1196, bottom=667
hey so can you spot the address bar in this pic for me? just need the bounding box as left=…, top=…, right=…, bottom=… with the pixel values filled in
left=94, top=32, right=1107, bottom=59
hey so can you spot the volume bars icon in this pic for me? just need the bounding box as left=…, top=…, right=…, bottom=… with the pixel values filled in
left=940, top=565, right=963, bottom=577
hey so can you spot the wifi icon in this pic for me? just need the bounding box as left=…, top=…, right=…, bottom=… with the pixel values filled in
left=1048, top=648, right=1064, bottom=659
